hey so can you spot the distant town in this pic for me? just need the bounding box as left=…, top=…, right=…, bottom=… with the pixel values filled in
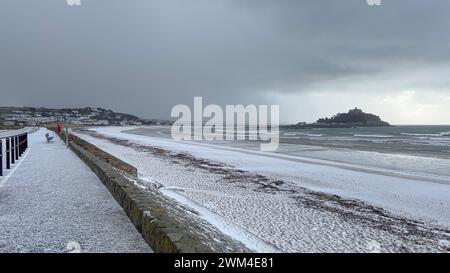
left=0, top=107, right=170, bottom=128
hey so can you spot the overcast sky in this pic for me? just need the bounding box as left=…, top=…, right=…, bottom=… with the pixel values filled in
left=1, top=0, right=450, bottom=124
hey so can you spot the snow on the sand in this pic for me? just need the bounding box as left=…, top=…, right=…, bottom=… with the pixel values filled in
left=74, top=127, right=450, bottom=252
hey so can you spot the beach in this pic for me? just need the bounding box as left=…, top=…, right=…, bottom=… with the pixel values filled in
left=73, top=126, right=450, bottom=253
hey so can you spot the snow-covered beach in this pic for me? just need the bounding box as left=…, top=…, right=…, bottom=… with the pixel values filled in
left=73, top=126, right=450, bottom=253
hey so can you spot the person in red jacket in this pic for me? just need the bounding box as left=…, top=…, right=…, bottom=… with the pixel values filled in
left=56, top=121, right=62, bottom=134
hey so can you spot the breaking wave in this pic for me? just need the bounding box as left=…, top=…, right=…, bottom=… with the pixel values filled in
left=354, top=134, right=394, bottom=138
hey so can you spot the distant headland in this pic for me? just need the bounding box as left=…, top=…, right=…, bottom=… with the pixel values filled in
left=284, top=108, right=390, bottom=129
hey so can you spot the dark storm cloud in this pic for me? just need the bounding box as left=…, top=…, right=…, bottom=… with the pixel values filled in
left=1, top=0, right=449, bottom=119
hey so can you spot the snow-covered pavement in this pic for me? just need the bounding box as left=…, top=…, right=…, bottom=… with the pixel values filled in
left=74, top=127, right=450, bottom=253
left=0, top=128, right=151, bottom=253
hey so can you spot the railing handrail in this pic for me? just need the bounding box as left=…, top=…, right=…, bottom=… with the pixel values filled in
left=0, top=127, right=36, bottom=139
left=0, top=128, right=31, bottom=176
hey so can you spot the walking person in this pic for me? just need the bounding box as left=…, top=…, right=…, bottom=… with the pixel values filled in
left=56, top=120, right=62, bottom=134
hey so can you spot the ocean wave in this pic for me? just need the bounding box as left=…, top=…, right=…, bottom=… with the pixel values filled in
left=282, top=133, right=324, bottom=137
left=401, top=132, right=450, bottom=137
left=429, top=137, right=450, bottom=141
left=354, top=134, right=394, bottom=138
left=412, top=136, right=450, bottom=140
left=298, top=133, right=324, bottom=137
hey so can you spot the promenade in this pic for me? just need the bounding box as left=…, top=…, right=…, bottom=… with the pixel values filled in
left=0, top=128, right=151, bottom=253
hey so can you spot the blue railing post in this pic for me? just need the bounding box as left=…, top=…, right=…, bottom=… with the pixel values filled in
left=11, top=137, right=15, bottom=165
left=18, top=135, right=21, bottom=156
left=6, top=138, right=10, bottom=169
left=22, top=134, right=26, bottom=155
left=20, top=135, right=25, bottom=155
left=17, top=135, right=20, bottom=158
left=19, top=134, right=23, bottom=156
left=0, top=139, right=3, bottom=177
left=15, top=135, right=19, bottom=160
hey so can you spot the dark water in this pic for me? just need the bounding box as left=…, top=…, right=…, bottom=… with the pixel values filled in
left=281, top=125, right=450, bottom=159
left=125, top=125, right=450, bottom=159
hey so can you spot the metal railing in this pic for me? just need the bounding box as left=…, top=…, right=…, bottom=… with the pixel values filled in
left=0, top=128, right=32, bottom=177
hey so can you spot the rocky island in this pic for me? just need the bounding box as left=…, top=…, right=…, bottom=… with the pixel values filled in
left=286, top=108, right=390, bottom=129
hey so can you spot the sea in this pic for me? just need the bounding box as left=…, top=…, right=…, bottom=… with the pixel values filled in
left=280, top=125, right=450, bottom=159
left=125, top=125, right=450, bottom=181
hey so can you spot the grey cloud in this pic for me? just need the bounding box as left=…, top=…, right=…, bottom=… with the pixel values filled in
left=0, top=0, right=449, bottom=120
